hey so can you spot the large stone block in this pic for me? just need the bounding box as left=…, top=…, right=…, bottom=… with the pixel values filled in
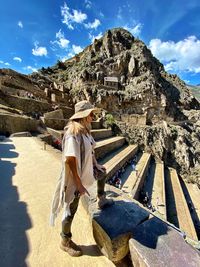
left=129, top=217, right=200, bottom=267
left=44, top=109, right=64, bottom=119
left=82, top=185, right=149, bottom=262
left=43, top=109, right=68, bottom=130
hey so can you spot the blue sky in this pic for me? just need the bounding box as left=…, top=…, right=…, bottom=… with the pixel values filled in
left=0, top=0, right=200, bottom=85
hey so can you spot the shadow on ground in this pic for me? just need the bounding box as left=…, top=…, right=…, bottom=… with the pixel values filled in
left=0, top=140, right=32, bottom=267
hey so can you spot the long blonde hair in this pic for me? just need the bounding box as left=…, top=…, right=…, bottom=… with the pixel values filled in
left=65, top=117, right=91, bottom=136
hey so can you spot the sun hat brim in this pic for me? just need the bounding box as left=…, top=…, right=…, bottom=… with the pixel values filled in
left=69, top=107, right=99, bottom=120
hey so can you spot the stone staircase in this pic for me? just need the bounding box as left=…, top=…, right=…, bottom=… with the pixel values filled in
left=165, top=167, right=198, bottom=241
left=122, top=153, right=151, bottom=199
left=45, top=120, right=200, bottom=266
left=151, top=162, right=166, bottom=220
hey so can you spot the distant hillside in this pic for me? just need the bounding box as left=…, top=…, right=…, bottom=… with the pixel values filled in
left=187, top=85, right=200, bottom=101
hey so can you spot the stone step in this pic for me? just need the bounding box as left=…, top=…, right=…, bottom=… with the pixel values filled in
left=166, top=168, right=198, bottom=241
left=122, top=153, right=151, bottom=199
left=181, top=181, right=200, bottom=238
left=97, top=144, right=138, bottom=181
left=10, top=132, right=32, bottom=137
left=95, top=136, right=126, bottom=159
left=91, top=129, right=113, bottom=140
left=151, top=162, right=167, bottom=220
left=129, top=217, right=200, bottom=267
left=46, top=128, right=113, bottom=142
left=46, top=127, right=64, bottom=140
left=91, top=120, right=103, bottom=129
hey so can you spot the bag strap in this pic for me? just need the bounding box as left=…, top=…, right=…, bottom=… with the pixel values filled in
left=80, top=134, right=85, bottom=171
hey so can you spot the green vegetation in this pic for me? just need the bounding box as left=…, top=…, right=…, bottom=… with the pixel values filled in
left=105, top=113, right=115, bottom=128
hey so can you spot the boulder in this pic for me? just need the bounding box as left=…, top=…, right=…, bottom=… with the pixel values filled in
left=129, top=217, right=200, bottom=267
left=81, top=185, right=149, bottom=262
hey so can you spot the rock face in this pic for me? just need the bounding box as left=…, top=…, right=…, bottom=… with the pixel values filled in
left=37, top=28, right=199, bottom=124
left=116, top=119, right=200, bottom=185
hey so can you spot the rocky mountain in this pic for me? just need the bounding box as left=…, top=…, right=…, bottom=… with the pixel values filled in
left=0, top=27, right=200, bottom=186
left=35, top=28, right=199, bottom=120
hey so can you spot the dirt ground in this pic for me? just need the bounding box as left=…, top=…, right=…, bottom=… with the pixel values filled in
left=0, top=137, right=115, bottom=267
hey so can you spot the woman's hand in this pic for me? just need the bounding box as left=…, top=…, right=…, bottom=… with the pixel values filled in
left=95, top=163, right=106, bottom=173
left=77, top=182, right=90, bottom=196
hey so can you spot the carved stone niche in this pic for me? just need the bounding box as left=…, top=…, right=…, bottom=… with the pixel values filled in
left=44, top=88, right=51, bottom=97
left=51, top=93, right=57, bottom=102
left=96, top=71, right=104, bottom=82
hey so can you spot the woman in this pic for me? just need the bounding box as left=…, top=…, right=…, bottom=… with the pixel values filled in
left=50, top=100, right=113, bottom=257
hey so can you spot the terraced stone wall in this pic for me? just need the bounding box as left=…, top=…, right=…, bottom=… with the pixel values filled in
left=0, top=114, right=40, bottom=134
left=3, top=95, right=53, bottom=114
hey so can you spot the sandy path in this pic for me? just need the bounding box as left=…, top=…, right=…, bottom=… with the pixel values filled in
left=0, top=137, right=114, bottom=267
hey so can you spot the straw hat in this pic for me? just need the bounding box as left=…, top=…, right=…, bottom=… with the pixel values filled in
left=69, top=100, right=99, bottom=120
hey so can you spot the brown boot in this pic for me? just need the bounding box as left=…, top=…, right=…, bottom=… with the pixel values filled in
left=98, top=194, right=114, bottom=209
left=60, top=239, right=82, bottom=257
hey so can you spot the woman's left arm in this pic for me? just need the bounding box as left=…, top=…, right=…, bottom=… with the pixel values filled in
left=92, top=153, right=106, bottom=172
left=91, top=135, right=105, bottom=172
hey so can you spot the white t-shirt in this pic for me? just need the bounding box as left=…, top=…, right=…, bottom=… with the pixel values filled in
left=62, top=132, right=96, bottom=216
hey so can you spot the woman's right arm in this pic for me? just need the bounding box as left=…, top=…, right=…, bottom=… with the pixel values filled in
left=66, top=156, right=90, bottom=196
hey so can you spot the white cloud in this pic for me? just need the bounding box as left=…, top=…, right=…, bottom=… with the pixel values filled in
left=73, top=10, right=87, bottom=23
left=89, top=32, right=103, bottom=43
left=61, top=56, right=69, bottom=62
left=25, top=66, right=38, bottom=72
left=18, top=21, right=23, bottom=28
left=85, top=0, right=92, bottom=9
left=117, top=7, right=122, bottom=20
left=99, top=11, right=104, bottom=18
left=149, top=36, right=200, bottom=73
left=124, top=23, right=143, bottom=37
left=61, top=2, right=87, bottom=30
left=13, top=57, right=22, bottom=62
left=85, top=19, right=101, bottom=30
left=54, top=29, right=70, bottom=49
left=67, top=52, right=75, bottom=58
left=0, top=60, right=10, bottom=66
left=32, top=42, right=47, bottom=56
left=66, top=45, right=83, bottom=59
left=72, top=45, right=83, bottom=54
